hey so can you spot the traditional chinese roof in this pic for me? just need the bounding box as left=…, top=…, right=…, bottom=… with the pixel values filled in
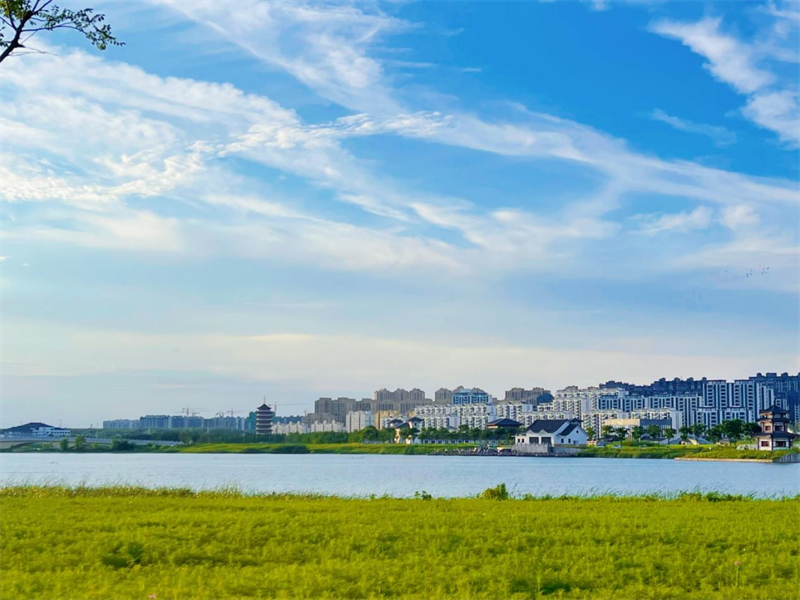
left=754, top=431, right=795, bottom=439
left=759, top=405, right=789, bottom=416
left=487, top=418, right=522, bottom=429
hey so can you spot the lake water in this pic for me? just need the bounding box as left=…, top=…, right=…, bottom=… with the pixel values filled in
left=1, top=454, right=797, bottom=497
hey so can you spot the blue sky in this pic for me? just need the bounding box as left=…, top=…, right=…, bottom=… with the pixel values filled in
left=1, top=0, right=798, bottom=427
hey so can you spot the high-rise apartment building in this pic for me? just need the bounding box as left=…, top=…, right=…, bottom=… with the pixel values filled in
left=504, top=387, right=549, bottom=403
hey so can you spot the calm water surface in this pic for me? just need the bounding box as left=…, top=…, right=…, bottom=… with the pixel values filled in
left=1, top=454, right=797, bottom=497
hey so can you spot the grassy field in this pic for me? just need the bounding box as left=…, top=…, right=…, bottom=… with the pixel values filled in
left=1, top=486, right=798, bottom=600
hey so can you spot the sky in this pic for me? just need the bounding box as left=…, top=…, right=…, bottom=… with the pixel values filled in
left=1, top=0, right=799, bottom=427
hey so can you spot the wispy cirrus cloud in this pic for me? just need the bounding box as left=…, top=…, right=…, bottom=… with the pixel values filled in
left=3, top=4, right=798, bottom=290
left=650, top=108, right=736, bottom=147
left=650, top=11, right=800, bottom=146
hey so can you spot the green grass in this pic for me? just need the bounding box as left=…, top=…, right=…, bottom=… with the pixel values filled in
left=170, top=442, right=477, bottom=454
left=1, top=486, right=798, bottom=600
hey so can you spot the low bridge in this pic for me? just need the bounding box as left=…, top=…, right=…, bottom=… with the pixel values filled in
left=0, top=437, right=184, bottom=450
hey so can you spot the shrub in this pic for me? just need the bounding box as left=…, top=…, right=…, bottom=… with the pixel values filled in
left=478, top=483, right=509, bottom=500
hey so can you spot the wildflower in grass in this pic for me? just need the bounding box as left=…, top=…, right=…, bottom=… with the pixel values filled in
left=734, top=560, right=741, bottom=586
left=148, top=595, right=157, bottom=599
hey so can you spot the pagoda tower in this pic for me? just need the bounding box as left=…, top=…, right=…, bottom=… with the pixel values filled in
left=255, top=401, right=274, bottom=435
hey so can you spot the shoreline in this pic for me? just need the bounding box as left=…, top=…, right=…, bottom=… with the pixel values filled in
left=1, top=484, right=798, bottom=500
left=3, top=442, right=796, bottom=463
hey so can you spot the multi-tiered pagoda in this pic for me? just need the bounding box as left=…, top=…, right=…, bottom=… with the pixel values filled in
left=255, top=402, right=274, bottom=435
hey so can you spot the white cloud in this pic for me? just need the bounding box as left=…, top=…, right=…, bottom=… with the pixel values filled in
left=2, top=208, right=184, bottom=253
left=650, top=15, right=800, bottom=146
left=650, top=108, right=736, bottom=147
left=156, top=0, right=406, bottom=115
left=1, top=9, right=797, bottom=288
left=720, top=205, right=760, bottom=231
left=650, top=18, right=773, bottom=94
left=6, top=320, right=797, bottom=397
left=742, top=90, right=800, bottom=146
left=637, top=206, right=714, bottom=235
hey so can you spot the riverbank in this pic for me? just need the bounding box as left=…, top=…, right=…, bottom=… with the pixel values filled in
left=1, top=485, right=797, bottom=600
left=4, top=441, right=796, bottom=462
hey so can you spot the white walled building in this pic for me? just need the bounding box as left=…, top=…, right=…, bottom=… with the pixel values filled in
left=451, top=387, right=492, bottom=405
left=272, top=417, right=309, bottom=435
left=413, top=403, right=497, bottom=430
left=102, top=419, right=141, bottom=430
left=515, top=419, right=588, bottom=447
left=345, top=411, right=375, bottom=432
left=582, top=410, right=627, bottom=435
left=413, top=404, right=456, bottom=430
left=308, top=420, right=345, bottom=433
left=495, top=402, right=537, bottom=422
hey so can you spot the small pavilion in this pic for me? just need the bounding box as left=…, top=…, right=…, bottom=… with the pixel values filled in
left=753, top=406, right=795, bottom=451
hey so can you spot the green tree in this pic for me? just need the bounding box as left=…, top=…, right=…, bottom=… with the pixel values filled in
left=1, top=0, right=123, bottom=64
left=615, top=427, right=629, bottom=441
left=645, top=425, right=661, bottom=439
left=691, top=423, right=707, bottom=438
left=664, top=427, right=676, bottom=441
left=721, top=419, right=744, bottom=441
left=585, top=426, right=597, bottom=441
left=361, top=426, right=380, bottom=442
left=631, top=426, right=645, bottom=441
left=678, top=426, right=692, bottom=442
left=601, top=425, right=614, bottom=439
left=706, top=425, right=724, bottom=443
left=744, top=422, right=761, bottom=438
left=73, top=435, right=86, bottom=451
left=59, top=437, right=69, bottom=451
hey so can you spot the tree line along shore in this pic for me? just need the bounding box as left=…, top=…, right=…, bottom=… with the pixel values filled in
left=4, top=438, right=798, bottom=461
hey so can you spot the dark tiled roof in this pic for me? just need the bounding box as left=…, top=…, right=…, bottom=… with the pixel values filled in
left=1, top=422, right=55, bottom=433
left=487, top=418, right=522, bottom=428
left=559, top=424, right=578, bottom=437
left=526, top=419, right=572, bottom=433
left=760, top=405, right=789, bottom=415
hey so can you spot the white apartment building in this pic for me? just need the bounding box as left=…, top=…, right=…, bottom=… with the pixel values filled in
left=494, top=402, right=537, bottom=422
left=630, top=409, right=683, bottom=430
left=522, top=410, right=577, bottom=427
left=552, top=386, right=629, bottom=417
left=413, top=404, right=456, bottom=430
left=584, top=408, right=683, bottom=435
left=102, top=419, right=141, bottom=430
left=413, top=403, right=497, bottom=430
left=582, top=409, right=627, bottom=435
left=308, top=420, right=345, bottom=433
left=703, top=380, right=775, bottom=424
left=648, top=394, right=703, bottom=427
left=272, top=419, right=309, bottom=435
left=345, top=411, right=375, bottom=432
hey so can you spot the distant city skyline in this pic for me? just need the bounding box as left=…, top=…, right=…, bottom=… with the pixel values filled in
left=2, top=1, right=798, bottom=428
left=7, top=371, right=797, bottom=429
